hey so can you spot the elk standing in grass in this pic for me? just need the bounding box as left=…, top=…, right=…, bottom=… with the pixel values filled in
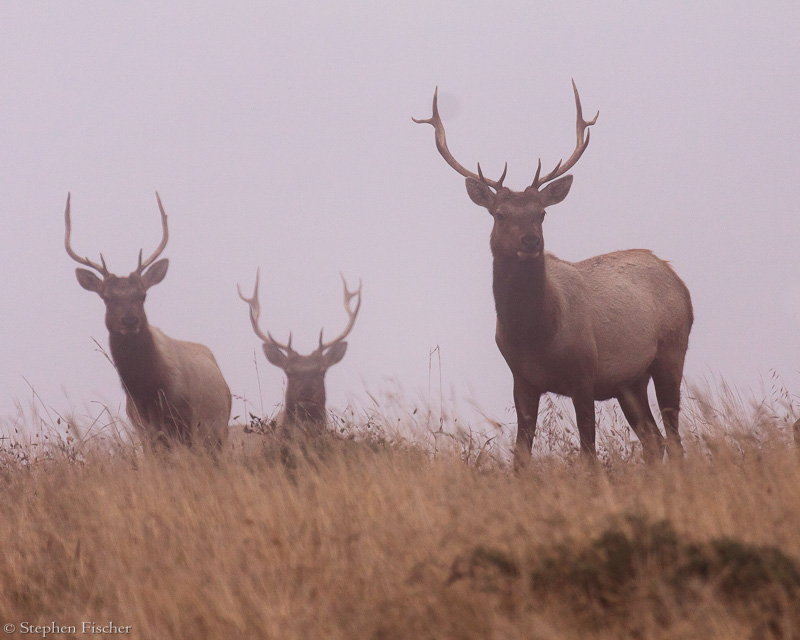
left=414, top=81, right=693, bottom=465
left=238, top=270, right=361, bottom=435
left=65, top=193, right=231, bottom=451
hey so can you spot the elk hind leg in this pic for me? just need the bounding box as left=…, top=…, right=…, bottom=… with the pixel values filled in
left=617, top=376, right=666, bottom=462
left=651, top=357, right=685, bottom=459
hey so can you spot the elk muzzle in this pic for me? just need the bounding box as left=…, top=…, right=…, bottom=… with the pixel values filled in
left=518, top=233, right=542, bottom=260
left=120, top=312, right=141, bottom=334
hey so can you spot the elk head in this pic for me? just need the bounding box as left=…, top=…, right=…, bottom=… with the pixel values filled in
left=64, top=192, right=170, bottom=336
left=238, top=271, right=362, bottom=427
left=413, top=80, right=598, bottom=261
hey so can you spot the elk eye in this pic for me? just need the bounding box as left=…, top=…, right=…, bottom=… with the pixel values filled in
left=494, top=212, right=506, bottom=222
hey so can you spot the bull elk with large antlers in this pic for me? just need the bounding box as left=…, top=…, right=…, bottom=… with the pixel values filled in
left=65, top=193, right=231, bottom=451
left=238, top=271, right=362, bottom=434
left=414, top=81, right=693, bottom=465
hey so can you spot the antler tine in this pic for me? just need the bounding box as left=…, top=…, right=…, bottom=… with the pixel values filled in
left=268, top=330, right=293, bottom=354
left=237, top=269, right=293, bottom=353
left=477, top=161, right=508, bottom=189
left=414, top=87, right=505, bottom=191
left=530, top=79, right=599, bottom=190
left=137, top=191, right=170, bottom=273
left=64, top=192, right=110, bottom=276
left=531, top=159, right=542, bottom=188
left=318, top=273, right=363, bottom=352
left=496, top=162, right=508, bottom=188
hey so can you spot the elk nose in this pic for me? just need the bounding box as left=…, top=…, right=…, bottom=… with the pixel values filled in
left=522, top=234, right=540, bottom=251
left=122, top=315, right=139, bottom=332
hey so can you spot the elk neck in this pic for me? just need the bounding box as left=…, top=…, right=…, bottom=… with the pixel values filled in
left=492, top=254, right=559, bottom=343
left=284, top=391, right=328, bottom=427
left=285, top=403, right=327, bottom=427
left=108, top=324, right=168, bottom=406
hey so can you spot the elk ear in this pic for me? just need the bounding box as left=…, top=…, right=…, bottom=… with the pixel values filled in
left=75, top=268, right=104, bottom=293
left=465, top=177, right=496, bottom=210
left=142, top=258, right=169, bottom=289
left=539, top=175, right=573, bottom=208
left=263, top=343, right=289, bottom=370
left=322, top=341, right=347, bottom=368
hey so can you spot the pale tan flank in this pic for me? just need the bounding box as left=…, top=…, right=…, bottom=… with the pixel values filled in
left=131, top=327, right=231, bottom=449
left=414, top=81, right=693, bottom=465
left=64, top=193, right=231, bottom=450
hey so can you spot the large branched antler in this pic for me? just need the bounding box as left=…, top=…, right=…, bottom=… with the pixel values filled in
left=414, top=80, right=598, bottom=193
left=413, top=87, right=508, bottom=190
left=237, top=269, right=296, bottom=355
left=317, top=274, right=363, bottom=353
left=65, top=192, right=171, bottom=277
left=136, top=192, right=170, bottom=274
left=529, top=79, right=599, bottom=190
left=64, top=193, right=110, bottom=276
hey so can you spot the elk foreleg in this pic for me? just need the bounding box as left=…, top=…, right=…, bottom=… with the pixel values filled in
left=512, top=376, right=540, bottom=470
left=572, top=388, right=596, bottom=457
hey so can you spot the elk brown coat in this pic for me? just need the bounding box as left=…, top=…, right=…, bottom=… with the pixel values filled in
left=238, top=270, right=361, bottom=434
left=66, top=193, right=231, bottom=450
left=415, top=81, right=693, bottom=465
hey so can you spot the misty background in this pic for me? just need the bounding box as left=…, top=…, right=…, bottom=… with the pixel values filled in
left=2, top=3, right=798, bottom=437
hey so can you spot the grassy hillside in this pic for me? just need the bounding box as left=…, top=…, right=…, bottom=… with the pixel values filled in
left=0, top=384, right=798, bottom=639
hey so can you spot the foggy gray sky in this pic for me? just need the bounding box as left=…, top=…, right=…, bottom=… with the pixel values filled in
left=2, top=3, right=798, bottom=433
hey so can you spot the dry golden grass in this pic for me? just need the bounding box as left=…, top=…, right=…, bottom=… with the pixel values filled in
left=1, top=382, right=799, bottom=639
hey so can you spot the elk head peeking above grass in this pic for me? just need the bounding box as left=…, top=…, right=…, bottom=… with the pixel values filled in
left=414, top=81, right=693, bottom=466
left=238, top=270, right=362, bottom=434
left=65, top=193, right=231, bottom=451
